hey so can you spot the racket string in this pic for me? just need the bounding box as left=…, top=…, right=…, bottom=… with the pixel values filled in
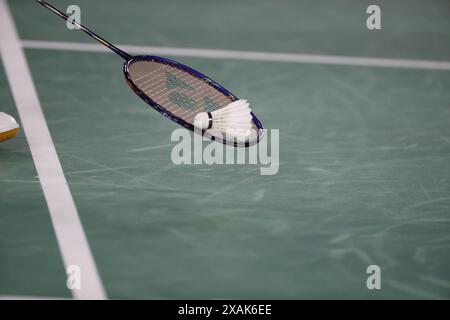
left=139, top=69, right=191, bottom=97
left=137, top=67, right=184, bottom=92
left=153, top=81, right=231, bottom=117
left=137, top=67, right=230, bottom=116
left=134, top=71, right=166, bottom=90
left=133, top=65, right=166, bottom=84
left=130, top=60, right=235, bottom=124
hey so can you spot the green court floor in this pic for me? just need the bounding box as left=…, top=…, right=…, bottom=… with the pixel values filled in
left=1, top=0, right=449, bottom=299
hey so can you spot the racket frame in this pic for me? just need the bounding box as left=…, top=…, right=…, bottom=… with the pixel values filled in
left=124, top=56, right=264, bottom=147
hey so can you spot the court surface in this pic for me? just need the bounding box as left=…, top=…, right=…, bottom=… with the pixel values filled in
left=0, top=0, right=449, bottom=299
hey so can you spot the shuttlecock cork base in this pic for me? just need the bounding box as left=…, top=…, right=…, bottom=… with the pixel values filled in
left=0, top=112, right=20, bottom=143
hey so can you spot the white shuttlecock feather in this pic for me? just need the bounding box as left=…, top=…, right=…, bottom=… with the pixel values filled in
left=194, top=99, right=253, bottom=141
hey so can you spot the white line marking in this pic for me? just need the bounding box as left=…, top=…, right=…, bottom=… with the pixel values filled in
left=22, top=40, right=450, bottom=71
left=0, top=0, right=106, bottom=300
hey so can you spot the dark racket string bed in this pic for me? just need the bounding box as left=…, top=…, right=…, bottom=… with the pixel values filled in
left=36, top=0, right=265, bottom=147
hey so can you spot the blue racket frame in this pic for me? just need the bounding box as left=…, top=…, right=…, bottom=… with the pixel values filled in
left=124, top=56, right=264, bottom=147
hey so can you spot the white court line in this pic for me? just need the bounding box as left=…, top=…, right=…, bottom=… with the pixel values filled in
left=0, top=0, right=106, bottom=300
left=22, top=40, right=450, bottom=71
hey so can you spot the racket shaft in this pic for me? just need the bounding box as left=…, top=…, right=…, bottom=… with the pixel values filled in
left=36, top=0, right=131, bottom=60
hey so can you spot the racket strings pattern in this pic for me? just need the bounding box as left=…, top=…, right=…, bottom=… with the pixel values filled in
left=133, top=66, right=216, bottom=114
left=134, top=67, right=227, bottom=115
left=128, top=60, right=257, bottom=132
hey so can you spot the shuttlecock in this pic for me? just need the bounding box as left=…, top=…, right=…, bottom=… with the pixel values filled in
left=194, top=99, right=253, bottom=141
left=0, top=112, right=19, bottom=143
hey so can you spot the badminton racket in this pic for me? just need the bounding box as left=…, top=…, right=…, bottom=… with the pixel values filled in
left=36, top=0, right=264, bottom=147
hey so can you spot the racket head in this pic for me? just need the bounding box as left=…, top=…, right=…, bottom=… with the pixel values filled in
left=123, top=56, right=264, bottom=147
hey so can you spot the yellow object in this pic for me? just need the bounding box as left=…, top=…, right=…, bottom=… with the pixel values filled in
left=0, top=112, right=20, bottom=142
